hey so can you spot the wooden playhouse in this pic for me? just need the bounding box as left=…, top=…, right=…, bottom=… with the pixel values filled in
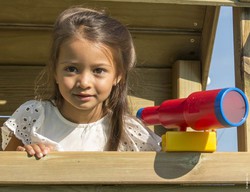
left=0, top=0, right=250, bottom=191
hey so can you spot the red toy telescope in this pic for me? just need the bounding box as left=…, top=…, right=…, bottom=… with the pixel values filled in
left=136, top=88, right=249, bottom=131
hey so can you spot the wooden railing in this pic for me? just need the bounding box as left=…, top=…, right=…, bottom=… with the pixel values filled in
left=0, top=152, right=249, bottom=191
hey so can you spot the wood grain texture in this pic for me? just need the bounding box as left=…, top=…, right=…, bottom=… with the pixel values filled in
left=133, top=33, right=200, bottom=67
left=0, top=1, right=205, bottom=29
left=0, top=29, right=51, bottom=65
left=200, top=6, right=220, bottom=89
left=0, top=152, right=249, bottom=185
left=233, top=7, right=250, bottom=151
left=129, top=68, right=172, bottom=104
left=0, top=29, right=200, bottom=67
left=172, top=60, right=201, bottom=99
left=0, top=184, right=247, bottom=191
left=98, top=0, right=250, bottom=7
left=0, top=0, right=250, bottom=24
left=0, top=65, right=43, bottom=116
left=0, top=1, right=204, bottom=67
left=100, top=0, right=250, bottom=7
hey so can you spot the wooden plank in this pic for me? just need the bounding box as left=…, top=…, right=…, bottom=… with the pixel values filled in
left=0, top=65, right=43, bottom=117
left=129, top=68, right=172, bottom=105
left=0, top=0, right=250, bottom=21
left=0, top=152, right=249, bottom=184
left=95, top=0, right=250, bottom=7
left=200, top=6, right=220, bottom=90
left=0, top=29, right=51, bottom=65
left=0, top=184, right=247, bottom=192
left=0, top=29, right=200, bottom=67
left=0, top=1, right=205, bottom=28
left=233, top=7, right=250, bottom=151
left=133, top=33, right=200, bottom=67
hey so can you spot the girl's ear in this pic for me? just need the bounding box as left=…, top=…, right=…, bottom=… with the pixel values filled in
left=114, top=75, right=122, bottom=86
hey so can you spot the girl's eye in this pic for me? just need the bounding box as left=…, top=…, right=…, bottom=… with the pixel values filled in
left=93, top=68, right=106, bottom=75
left=65, top=66, right=78, bottom=73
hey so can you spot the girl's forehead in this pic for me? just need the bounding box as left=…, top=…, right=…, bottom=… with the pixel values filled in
left=59, top=37, right=118, bottom=67
left=62, top=37, right=112, bottom=55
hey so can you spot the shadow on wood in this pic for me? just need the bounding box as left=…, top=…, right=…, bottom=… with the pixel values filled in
left=154, top=152, right=200, bottom=179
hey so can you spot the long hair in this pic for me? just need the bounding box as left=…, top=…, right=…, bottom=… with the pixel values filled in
left=34, top=6, right=136, bottom=151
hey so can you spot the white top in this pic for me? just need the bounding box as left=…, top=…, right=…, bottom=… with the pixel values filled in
left=1, top=100, right=161, bottom=151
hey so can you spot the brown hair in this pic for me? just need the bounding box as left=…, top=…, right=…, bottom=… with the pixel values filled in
left=35, top=6, right=136, bottom=151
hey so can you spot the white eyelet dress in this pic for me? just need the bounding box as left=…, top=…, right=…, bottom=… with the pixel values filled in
left=1, top=100, right=161, bottom=151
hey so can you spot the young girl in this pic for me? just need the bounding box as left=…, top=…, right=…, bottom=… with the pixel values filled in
left=1, top=6, right=161, bottom=158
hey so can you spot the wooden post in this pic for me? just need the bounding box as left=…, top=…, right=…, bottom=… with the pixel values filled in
left=173, top=60, right=202, bottom=99
left=200, top=6, right=220, bottom=90
left=233, top=7, right=250, bottom=151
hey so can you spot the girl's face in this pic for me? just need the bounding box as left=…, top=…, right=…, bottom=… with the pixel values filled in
left=55, top=38, right=119, bottom=122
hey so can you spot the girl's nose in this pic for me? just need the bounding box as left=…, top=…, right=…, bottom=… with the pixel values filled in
left=77, top=72, right=92, bottom=89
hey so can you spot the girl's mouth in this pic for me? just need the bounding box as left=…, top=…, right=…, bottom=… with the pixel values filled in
left=73, top=93, right=94, bottom=101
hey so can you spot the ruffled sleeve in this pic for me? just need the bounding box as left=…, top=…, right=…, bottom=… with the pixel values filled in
left=1, top=100, right=44, bottom=150
left=1, top=100, right=61, bottom=151
left=119, top=116, right=162, bottom=152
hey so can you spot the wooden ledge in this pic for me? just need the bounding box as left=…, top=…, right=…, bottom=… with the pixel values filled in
left=0, top=152, right=249, bottom=185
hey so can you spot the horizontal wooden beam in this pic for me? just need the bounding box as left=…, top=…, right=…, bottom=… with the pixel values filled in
left=0, top=29, right=200, bottom=67
left=0, top=152, right=249, bottom=185
left=98, top=0, right=250, bottom=7
left=0, top=2, right=206, bottom=27
left=0, top=24, right=202, bottom=36
left=1, top=0, right=250, bottom=10
left=0, top=184, right=247, bottom=191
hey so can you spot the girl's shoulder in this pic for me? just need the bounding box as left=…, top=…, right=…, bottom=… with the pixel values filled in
left=3, top=100, right=52, bottom=131
left=1, top=100, right=50, bottom=149
left=120, top=115, right=162, bottom=151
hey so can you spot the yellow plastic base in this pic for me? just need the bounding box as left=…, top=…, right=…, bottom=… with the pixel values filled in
left=162, top=131, right=217, bottom=152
